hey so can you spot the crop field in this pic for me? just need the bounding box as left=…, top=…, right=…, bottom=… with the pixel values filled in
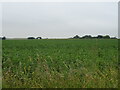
left=2, top=39, right=118, bottom=88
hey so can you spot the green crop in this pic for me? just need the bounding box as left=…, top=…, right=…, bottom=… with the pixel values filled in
left=2, top=39, right=118, bottom=88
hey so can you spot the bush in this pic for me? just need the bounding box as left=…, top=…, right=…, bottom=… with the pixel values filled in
left=27, top=37, right=35, bottom=39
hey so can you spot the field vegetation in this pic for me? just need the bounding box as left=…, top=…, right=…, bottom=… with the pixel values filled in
left=2, top=39, right=118, bottom=88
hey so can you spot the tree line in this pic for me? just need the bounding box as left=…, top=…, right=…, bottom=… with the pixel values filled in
left=27, top=37, right=42, bottom=39
left=0, top=35, right=117, bottom=40
left=72, top=35, right=117, bottom=39
left=0, top=36, right=42, bottom=40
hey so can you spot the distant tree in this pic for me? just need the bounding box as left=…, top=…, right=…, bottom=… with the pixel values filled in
left=111, top=37, right=117, bottom=39
left=2, top=36, right=6, bottom=40
left=82, top=35, right=92, bottom=39
left=36, top=37, right=42, bottom=39
left=27, top=37, right=35, bottom=39
left=73, top=35, right=80, bottom=39
left=97, top=35, right=103, bottom=39
left=103, top=35, right=110, bottom=39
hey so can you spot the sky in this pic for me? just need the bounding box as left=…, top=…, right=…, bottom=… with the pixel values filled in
left=1, top=2, right=118, bottom=38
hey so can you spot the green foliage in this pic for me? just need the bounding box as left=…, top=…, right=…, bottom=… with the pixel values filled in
left=73, top=35, right=80, bottom=39
left=2, top=39, right=118, bottom=88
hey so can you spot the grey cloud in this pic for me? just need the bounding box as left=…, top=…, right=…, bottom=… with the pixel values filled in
left=2, top=2, right=118, bottom=38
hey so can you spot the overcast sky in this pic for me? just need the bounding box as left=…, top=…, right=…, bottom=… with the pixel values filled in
left=2, top=2, right=118, bottom=38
